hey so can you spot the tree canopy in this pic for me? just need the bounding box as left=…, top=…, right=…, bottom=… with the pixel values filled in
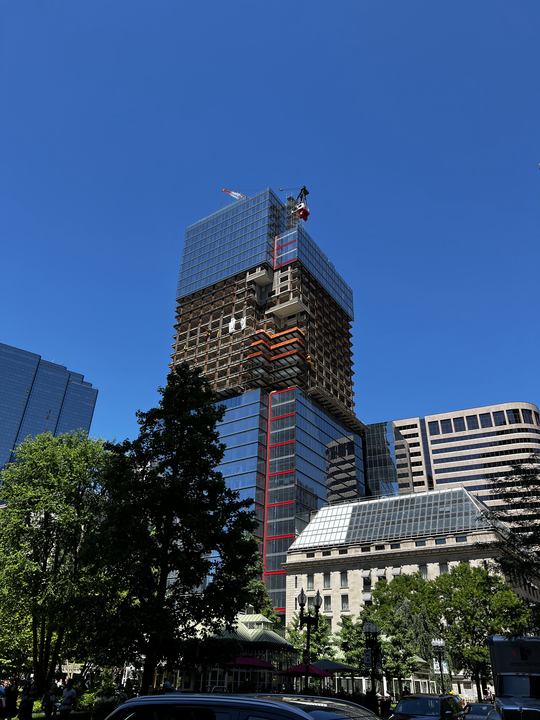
left=94, top=364, right=260, bottom=690
left=0, top=432, right=111, bottom=692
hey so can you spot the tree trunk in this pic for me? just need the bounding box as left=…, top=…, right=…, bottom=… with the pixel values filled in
left=475, top=675, right=482, bottom=701
left=141, top=651, right=158, bottom=696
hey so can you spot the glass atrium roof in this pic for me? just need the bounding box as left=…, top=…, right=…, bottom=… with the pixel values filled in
left=291, top=488, right=493, bottom=550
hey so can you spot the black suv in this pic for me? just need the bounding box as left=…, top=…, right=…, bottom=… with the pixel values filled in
left=390, top=694, right=465, bottom=720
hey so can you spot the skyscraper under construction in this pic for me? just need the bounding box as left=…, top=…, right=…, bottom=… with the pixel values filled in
left=171, top=188, right=367, bottom=614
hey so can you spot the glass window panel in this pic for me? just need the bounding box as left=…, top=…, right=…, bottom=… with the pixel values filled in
left=493, top=411, right=506, bottom=426
left=480, top=413, right=493, bottom=428
left=428, top=421, right=440, bottom=436
left=453, top=417, right=465, bottom=432
left=466, top=415, right=479, bottom=430
left=441, top=419, right=453, bottom=434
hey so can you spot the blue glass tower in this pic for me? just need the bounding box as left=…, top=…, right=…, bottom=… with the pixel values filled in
left=172, top=189, right=365, bottom=613
left=0, top=343, right=98, bottom=469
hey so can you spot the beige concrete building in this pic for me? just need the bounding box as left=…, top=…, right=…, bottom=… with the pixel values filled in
left=393, top=402, right=540, bottom=507
left=284, top=487, right=538, bottom=630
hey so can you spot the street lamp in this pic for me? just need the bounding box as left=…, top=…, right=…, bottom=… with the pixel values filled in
left=298, top=588, right=322, bottom=692
left=363, top=622, right=380, bottom=715
left=431, top=638, right=446, bottom=693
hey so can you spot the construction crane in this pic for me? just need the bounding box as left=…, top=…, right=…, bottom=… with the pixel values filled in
left=279, top=186, right=310, bottom=223
left=221, top=188, right=249, bottom=200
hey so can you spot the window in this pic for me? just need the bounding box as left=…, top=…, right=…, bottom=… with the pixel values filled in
left=307, top=574, right=314, bottom=590
left=453, top=417, right=465, bottom=432
left=361, top=546, right=370, bottom=553
left=439, top=562, right=448, bottom=575
left=480, top=412, right=493, bottom=428
left=363, top=576, right=371, bottom=588
left=324, top=572, right=331, bottom=589
left=339, top=549, right=348, bottom=555
left=295, top=576, right=297, bottom=588
left=375, top=544, right=385, bottom=551
left=295, top=597, right=297, bottom=610
left=391, top=543, right=401, bottom=549
left=322, top=550, right=331, bottom=556
left=466, top=415, right=479, bottom=430
left=307, top=552, right=315, bottom=558
left=441, top=419, right=453, bottom=434
left=507, top=409, right=521, bottom=424
left=341, top=595, right=349, bottom=611
left=493, top=411, right=506, bottom=426
left=436, top=538, right=446, bottom=545
left=419, top=564, right=428, bottom=580
left=324, top=595, right=331, bottom=612
left=340, top=571, right=348, bottom=588
left=523, top=409, right=533, bottom=424
left=429, top=421, right=440, bottom=436
left=416, top=540, right=426, bottom=547
left=456, top=536, right=467, bottom=543
left=308, top=596, right=315, bottom=608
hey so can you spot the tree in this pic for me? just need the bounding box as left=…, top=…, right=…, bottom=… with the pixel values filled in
left=246, top=576, right=282, bottom=629
left=286, top=609, right=335, bottom=662
left=95, top=364, right=260, bottom=691
left=372, top=574, right=438, bottom=674
left=336, top=615, right=367, bottom=671
left=0, top=432, right=111, bottom=692
left=431, top=563, right=531, bottom=700
left=486, top=456, right=540, bottom=611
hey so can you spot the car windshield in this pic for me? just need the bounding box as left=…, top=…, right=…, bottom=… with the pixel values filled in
left=253, top=696, right=375, bottom=720
left=395, top=698, right=441, bottom=716
left=466, top=706, right=490, bottom=715
left=498, top=676, right=540, bottom=699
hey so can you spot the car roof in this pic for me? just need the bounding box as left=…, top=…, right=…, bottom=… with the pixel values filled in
left=115, top=694, right=312, bottom=718
left=245, top=694, right=377, bottom=715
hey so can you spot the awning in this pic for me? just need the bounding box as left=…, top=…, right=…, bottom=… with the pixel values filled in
left=227, top=656, right=275, bottom=670
left=278, top=663, right=332, bottom=677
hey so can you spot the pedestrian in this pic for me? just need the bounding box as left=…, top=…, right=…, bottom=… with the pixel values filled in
left=59, top=681, right=76, bottom=720
left=42, top=684, right=58, bottom=720
left=17, top=682, right=35, bottom=720
left=5, top=682, right=17, bottom=720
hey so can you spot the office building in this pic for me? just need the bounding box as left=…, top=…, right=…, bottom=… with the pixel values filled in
left=171, top=189, right=366, bottom=613
left=393, top=402, right=540, bottom=506
left=284, top=487, right=539, bottom=630
left=0, top=342, right=98, bottom=469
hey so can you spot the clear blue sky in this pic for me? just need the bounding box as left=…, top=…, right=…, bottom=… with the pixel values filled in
left=1, top=1, right=539, bottom=443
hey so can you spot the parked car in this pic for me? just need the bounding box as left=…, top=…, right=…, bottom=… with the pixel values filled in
left=243, top=694, right=378, bottom=720
left=463, top=704, right=491, bottom=720
left=104, top=692, right=378, bottom=720
left=390, top=694, right=465, bottom=720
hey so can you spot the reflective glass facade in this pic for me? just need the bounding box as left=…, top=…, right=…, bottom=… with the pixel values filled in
left=291, top=487, right=492, bottom=550
left=364, top=422, right=412, bottom=497
left=0, top=343, right=98, bottom=469
left=177, top=189, right=354, bottom=320
left=264, top=387, right=364, bottom=610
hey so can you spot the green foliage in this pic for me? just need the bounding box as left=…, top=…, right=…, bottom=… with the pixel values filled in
left=431, top=562, right=530, bottom=694
left=334, top=563, right=530, bottom=697
left=0, top=432, right=112, bottom=692
left=246, top=575, right=282, bottom=628
left=93, top=364, right=261, bottom=689
left=336, top=614, right=367, bottom=671
left=286, top=609, right=335, bottom=662
left=486, top=455, right=540, bottom=627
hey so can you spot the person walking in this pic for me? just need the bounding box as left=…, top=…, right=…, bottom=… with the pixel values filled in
left=59, top=681, right=76, bottom=720
left=42, top=684, right=58, bottom=720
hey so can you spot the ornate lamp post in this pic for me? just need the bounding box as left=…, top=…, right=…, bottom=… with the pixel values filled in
left=363, top=622, right=380, bottom=715
left=297, top=588, right=322, bottom=692
left=431, top=638, right=446, bottom=693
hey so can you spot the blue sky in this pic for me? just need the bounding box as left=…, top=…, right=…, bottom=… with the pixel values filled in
left=1, top=1, right=539, bottom=443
